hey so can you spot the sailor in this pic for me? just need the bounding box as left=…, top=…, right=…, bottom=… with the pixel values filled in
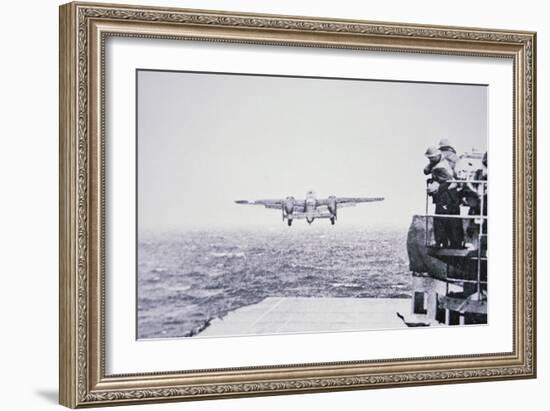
left=479, top=151, right=488, bottom=179
left=424, top=146, right=464, bottom=248
left=462, top=152, right=488, bottom=250
left=438, top=138, right=459, bottom=170
left=423, top=146, right=444, bottom=176
left=476, top=152, right=488, bottom=232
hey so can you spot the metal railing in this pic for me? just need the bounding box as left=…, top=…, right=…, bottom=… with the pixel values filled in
left=424, top=179, right=487, bottom=300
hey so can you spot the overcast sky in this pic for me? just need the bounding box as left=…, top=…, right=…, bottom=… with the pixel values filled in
left=137, top=70, right=487, bottom=233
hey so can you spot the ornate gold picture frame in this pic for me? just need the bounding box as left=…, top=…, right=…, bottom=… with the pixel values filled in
left=59, top=1, right=536, bottom=408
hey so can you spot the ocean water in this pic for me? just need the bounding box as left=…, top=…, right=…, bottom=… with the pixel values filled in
left=137, top=227, right=410, bottom=339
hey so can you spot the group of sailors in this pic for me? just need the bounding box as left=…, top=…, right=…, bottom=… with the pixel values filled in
left=424, top=139, right=487, bottom=249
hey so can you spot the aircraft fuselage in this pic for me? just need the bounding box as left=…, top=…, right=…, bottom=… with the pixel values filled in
left=305, top=191, right=317, bottom=224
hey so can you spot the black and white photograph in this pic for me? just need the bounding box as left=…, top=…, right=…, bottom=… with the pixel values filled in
left=2, top=0, right=543, bottom=408
left=136, top=69, right=488, bottom=339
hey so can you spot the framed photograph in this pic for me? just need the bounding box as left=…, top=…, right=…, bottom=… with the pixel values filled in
left=59, top=2, right=537, bottom=408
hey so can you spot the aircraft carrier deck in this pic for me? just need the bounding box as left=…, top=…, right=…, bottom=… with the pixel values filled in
left=199, top=297, right=410, bottom=337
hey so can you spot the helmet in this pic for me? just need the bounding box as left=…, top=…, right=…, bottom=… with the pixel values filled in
left=438, top=138, right=453, bottom=149
left=424, top=146, right=441, bottom=158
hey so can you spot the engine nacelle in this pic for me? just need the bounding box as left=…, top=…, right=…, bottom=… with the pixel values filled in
left=284, top=197, right=295, bottom=215
left=327, top=195, right=337, bottom=218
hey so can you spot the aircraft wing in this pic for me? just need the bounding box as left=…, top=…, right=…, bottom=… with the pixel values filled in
left=336, top=197, right=384, bottom=205
left=235, top=199, right=306, bottom=211
left=235, top=199, right=283, bottom=209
